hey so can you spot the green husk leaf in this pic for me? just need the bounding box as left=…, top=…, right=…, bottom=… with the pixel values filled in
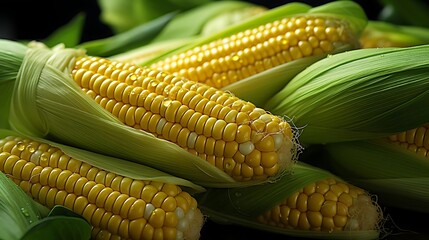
left=0, top=129, right=204, bottom=193
left=200, top=4, right=267, bottom=36
left=196, top=162, right=380, bottom=240
left=0, top=41, right=27, bottom=129
left=114, top=2, right=265, bottom=66
left=0, top=172, right=42, bottom=240
left=110, top=37, right=195, bottom=64
left=77, top=11, right=177, bottom=57
left=21, top=205, right=91, bottom=240
left=21, top=215, right=91, bottom=240
left=0, top=39, right=271, bottom=188
left=324, top=139, right=429, bottom=212
left=97, top=0, right=213, bottom=33
left=360, top=21, right=429, bottom=48
left=308, top=0, right=367, bottom=36
left=223, top=45, right=350, bottom=107
left=265, top=45, right=429, bottom=144
left=196, top=163, right=331, bottom=216
left=151, top=1, right=262, bottom=43
left=42, top=13, right=85, bottom=48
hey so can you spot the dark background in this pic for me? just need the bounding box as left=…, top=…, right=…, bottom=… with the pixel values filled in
left=0, top=0, right=383, bottom=42
left=3, top=1, right=427, bottom=240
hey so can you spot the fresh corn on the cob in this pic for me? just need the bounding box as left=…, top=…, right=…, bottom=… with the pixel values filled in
left=196, top=163, right=382, bottom=239
left=149, top=13, right=357, bottom=89
left=388, top=124, right=429, bottom=156
left=324, top=137, right=429, bottom=213
left=0, top=38, right=297, bottom=186
left=359, top=21, right=429, bottom=49
left=257, top=178, right=380, bottom=232
left=0, top=135, right=204, bottom=240
left=121, top=1, right=367, bottom=107
left=72, top=56, right=295, bottom=182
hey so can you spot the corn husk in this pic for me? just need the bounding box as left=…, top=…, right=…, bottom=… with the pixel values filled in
left=265, top=45, right=429, bottom=145
left=98, top=0, right=216, bottom=33
left=0, top=173, right=92, bottom=240
left=324, top=139, right=429, bottom=213
left=360, top=20, right=429, bottom=48
left=150, top=1, right=266, bottom=43
left=0, top=172, right=42, bottom=240
left=0, top=39, right=286, bottom=188
left=196, top=162, right=381, bottom=240
left=140, top=1, right=367, bottom=107
left=0, top=128, right=204, bottom=193
left=111, top=37, right=195, bottom=65
left=77, top=11, right=177, bottom=57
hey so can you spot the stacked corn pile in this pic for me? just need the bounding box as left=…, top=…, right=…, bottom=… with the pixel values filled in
left=1, top=0, right=429, bottom=239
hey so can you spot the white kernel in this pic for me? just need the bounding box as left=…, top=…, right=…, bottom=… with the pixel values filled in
left=175, top=207, right=185, bottom=219
left=156, top=118, right=167, bottom=135
left=177, top=218, right=189, bottom=231
left=176, top=231, right=184, bottom=240
left=187, top=132, right=198, bottom=149
left=30, top=150, right=43, bottom=164
left=144, top=203, right=155, bottom=219
left=346, top=218, right=359, bottom=231
left=185, top=209, right=195, bottom=221
left=239, top=141, right=255, bottom=155
left=272, top=134, right=284, bottom=150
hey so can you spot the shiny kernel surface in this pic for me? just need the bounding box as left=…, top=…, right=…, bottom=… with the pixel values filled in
left=388, top=124, right=429, bottom=158
left=257, top=178, right=380, bottom=232
left=72, top=55, right=295, bottom=181
left=150, top=16, right=352, bottom=89
left=0, top=136, right=202, bottom=240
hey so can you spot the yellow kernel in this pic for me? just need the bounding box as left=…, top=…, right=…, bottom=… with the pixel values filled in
left=307, top=211, right=323, bottom=228
left=321, top=201, right=337, bottom=218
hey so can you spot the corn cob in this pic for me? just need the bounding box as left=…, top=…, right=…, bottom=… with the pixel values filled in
left=387, top=124, right=429, bottom=156
left=196, top=162, right=381, bottom=239
left=257, top=178, right=380, bottom=232
left=0, top=135, right=204, bottom=240
left=148, top=15, right=355, bottom=89
left=71, top=56, right=295, bottom=182
left=359, top=21, right=429, bottom=49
